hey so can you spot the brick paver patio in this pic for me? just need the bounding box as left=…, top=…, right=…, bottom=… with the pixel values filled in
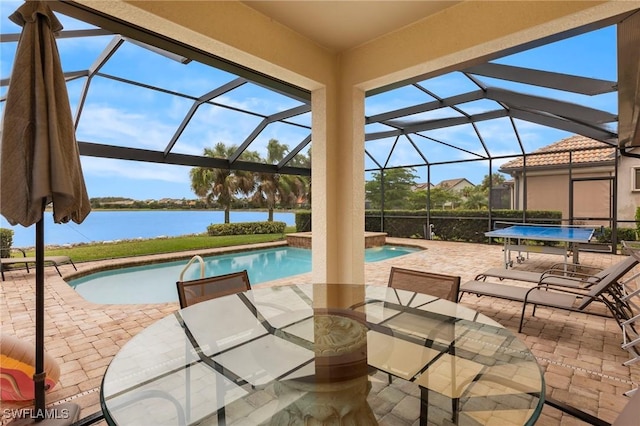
left=1, top=238, right=638, bottom=425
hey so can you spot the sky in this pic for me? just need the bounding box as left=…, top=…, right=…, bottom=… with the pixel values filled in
left=0, top=1, right=618, bottom=200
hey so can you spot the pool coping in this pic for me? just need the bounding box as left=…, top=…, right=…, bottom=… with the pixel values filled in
left=63, top=240, right=290, bottom=281
left=63, top=239, right=426, bottom=283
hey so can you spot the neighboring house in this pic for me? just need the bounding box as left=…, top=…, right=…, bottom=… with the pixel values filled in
left=435, top=178, right=475, bottom=192
left=412, top=182, right=434, bottom=191
left=500, top=135, right=640, bottom=228
left=412, top=178, right=476, bottom=209
left=413, top=178, right=474, bottom=193
left=437, top=178, right=475, bottom=208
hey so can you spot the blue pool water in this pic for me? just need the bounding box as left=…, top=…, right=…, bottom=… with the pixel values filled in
left=68, top=245, right=419, bottom=304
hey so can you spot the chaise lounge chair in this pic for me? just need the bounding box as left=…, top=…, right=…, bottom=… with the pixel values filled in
left=619, top=243, right=640, bottom=368
left=474, top=262, right=611, bottom=289
left=459, top=255, right=639, bottom=332
left=0, top=250, right=76, bottom=281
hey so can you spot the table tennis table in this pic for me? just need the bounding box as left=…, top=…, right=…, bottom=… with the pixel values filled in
left=485, top=223, right=596, bottom=269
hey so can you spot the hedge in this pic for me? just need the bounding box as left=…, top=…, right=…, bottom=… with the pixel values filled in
left=295, top=209, right=640, bottom=243
left=295, top=210, right=562, bottom=243
left=365, top=210, right=562, bottom=242
left=207, top=221, right=286, bottom=236
left=595, top=226, right=637, bottom=243
left=0, top=228, right=13, bottom=258
left=296, top=211, right=311, bottom=232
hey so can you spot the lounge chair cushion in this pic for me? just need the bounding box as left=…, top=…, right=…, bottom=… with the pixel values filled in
left=460, top=281, right=579, bottom=308
left=479, top=268, right=600, bottom=288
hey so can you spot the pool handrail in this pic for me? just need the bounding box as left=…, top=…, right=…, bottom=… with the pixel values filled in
left=180, top=255, right=205, bottom=281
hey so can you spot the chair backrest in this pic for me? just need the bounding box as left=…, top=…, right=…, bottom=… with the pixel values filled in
left=176, top=270, right=251, bottom=308
left=594, top=255, right=639, bottom=280
left=577, top=256, right=639, bottom=310
left=388, top=267, right=461, bottom=302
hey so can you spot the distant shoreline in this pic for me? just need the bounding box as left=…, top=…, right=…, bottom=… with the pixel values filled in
left=44, top=207, right=298, bottom=213
left=3, top=210, right=297, bottom=248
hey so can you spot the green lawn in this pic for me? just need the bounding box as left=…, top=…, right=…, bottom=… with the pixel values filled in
left=14, top=229, right=294, bottom=263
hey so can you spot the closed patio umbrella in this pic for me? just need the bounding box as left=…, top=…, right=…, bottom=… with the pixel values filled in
left=0, top=0, right=90, bottom=423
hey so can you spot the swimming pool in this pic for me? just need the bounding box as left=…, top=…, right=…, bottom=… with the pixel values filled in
left=68, top=245, right=420, bottom=304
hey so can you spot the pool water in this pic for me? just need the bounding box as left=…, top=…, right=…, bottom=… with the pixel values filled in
left=68, top=245, right=419, bottom=304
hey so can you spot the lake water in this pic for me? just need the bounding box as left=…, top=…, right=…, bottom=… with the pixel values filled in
left=0, top=210, right=296, bottom=247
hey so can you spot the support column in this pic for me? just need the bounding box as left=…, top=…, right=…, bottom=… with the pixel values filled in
left=311, top=81, right=366, bottom=308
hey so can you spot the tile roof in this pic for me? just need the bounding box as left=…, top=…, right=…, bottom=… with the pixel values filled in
left=436, top=178, right=474, bottom=188
left=500, top=135, right=616, bottom=170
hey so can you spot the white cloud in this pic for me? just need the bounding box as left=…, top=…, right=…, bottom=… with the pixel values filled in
left=76, top=105, right=176, bottom=151
left=81, top=157, right=189, bottom=183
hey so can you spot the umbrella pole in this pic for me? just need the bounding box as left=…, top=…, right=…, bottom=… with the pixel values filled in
left=34, top=208, right=45, bottom=419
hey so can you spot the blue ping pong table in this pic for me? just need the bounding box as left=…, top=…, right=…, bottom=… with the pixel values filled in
left=485, top=223, right=596, bottom=269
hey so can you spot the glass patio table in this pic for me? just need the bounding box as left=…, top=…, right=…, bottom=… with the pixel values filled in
left=100, top=284, right=544, bottom=425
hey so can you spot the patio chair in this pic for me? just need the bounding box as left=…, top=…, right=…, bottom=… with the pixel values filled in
left=386, top=267, right=461, bottom=422
left=175, top=270, right=251, bottom=424
left=176, top=270, right=251, bottom=309
left=388, top=267, right=461, bottom=302
left=459, top=255, right=639, bottom=332
left=0, top=248, right=76, bottom=280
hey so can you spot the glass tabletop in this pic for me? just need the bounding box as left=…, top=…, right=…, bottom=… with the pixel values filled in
left=100, top=284, right=544, bottom=425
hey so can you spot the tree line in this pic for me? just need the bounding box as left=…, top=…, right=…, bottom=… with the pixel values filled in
left=190, top=140, right=508, bottom=222
left=190, top=139, right=310, bottom=223
left=365, top=168, right=509, bottom=210
left=94, top=144, right=507, bottom=218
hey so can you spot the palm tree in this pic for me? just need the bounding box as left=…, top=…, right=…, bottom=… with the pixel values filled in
left=251, top=139, right=308, bottom=220
left=190, top=143, right=256, bottom=223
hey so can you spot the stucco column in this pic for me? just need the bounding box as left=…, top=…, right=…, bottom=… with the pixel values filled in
left=311, top=80, right=365, bottom=306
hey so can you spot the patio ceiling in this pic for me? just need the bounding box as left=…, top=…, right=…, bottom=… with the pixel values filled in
left=1, top=2, right=639, bottom=178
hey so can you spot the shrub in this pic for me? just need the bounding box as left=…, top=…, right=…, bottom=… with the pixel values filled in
left=636, top=206, right=640, bottom=239
left=295, top=211, right=311, bottom=232
left=296, top=209, right=563, bottom=243
left=365, top=209, right=561, bottom=242
left=207, top=221, right=286, bottom=236
left=0, top=228, right=14, bottom=258
left=595, top=226, right=637, bottom=243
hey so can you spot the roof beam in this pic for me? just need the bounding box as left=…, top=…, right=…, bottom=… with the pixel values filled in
left=73, top=35, right=124, bottom=127
left=366, top=90, right=484, bottom=124
left=78, top=142, right=311, bottom=176
left=163, top=78, right=248, bottom=156
left=229, top=104, right=310, bottom=163
left=366, top=109, right=508, bottom=141
left=414, top=133, right=487, bottom=160
left=486, top=87, right=617, bottom=124
left=509, top=108, right=617, bottom=144
left=464, top=63, right=616, bottom=95
left=617, top=9, right=640, bottom=150
left=278, top=135, right=311, bottom=169
left=50, top=0, right=311, bottom=103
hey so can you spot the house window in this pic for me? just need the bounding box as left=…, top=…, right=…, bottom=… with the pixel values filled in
left=634, top=167, right=640, bottom=191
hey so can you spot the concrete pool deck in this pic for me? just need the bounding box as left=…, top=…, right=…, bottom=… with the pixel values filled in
left=1, top=238, right=638, bottom=425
